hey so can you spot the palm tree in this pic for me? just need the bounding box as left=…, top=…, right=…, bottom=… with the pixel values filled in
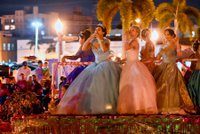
left=155, top=0, right=200, bottom=35
left=131, top=0, right=155, bottom=28
left=97, top=0, right=155, bottom=57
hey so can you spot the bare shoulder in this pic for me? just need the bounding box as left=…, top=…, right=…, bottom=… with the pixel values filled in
left=130, top=39, right=139, bottom=48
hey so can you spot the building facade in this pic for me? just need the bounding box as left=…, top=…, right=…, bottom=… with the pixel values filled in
left=0, top=32, right=17, bottom=62
left=0, top=6, right=93, bottom=62
left=0, top=6, right=59, bottom=37
left=0, top=6, right=93, bottom=37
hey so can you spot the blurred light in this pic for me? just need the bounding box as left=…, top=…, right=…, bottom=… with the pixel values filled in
left=68, top=33, right=72, bottom=36
left=176, top=62, right=182, bottom=71
left=151, top=30, right=159, bottom=41
left=41, top=30, right=45, bottom=35
left=11, top=19, right=14, bottom=23
left=10, top=25, right=15, bottom=30
left=105, top=104, right=112, bottom=110
left=32, top=21, right=42, bottom=57
left=55, top=19, right=63, bottom=33
left=192, top=31, right=195, bottom=37
left=32, top=21, right=42, bottom=28
left=135, top=18, right=141, bottom=24
left=117, top=53, right=122, bottom=58
left=185, top=61, right=191, bottom=67
left=4, top=25, right=10, bottom=30
left=115, top=33, right=121, bottom=37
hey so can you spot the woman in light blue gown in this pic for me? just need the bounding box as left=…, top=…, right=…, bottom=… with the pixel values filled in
left=56, top=24, right=121, bottom=114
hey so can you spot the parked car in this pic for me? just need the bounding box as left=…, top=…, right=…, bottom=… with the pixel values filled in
left=10, top=63, right=37, bottom=72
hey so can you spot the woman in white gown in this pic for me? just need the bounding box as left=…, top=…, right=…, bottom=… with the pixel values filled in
left=117, top=25, right=158, bottom=114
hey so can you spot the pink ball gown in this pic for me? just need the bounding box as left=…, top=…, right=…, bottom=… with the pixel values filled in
left=117, top=48, right=158, bottom=114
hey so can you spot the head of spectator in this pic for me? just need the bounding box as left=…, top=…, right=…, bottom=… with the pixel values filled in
left=22, top=61, right=28, bottom=69
left=44, top=61, right=49, bottom=68
left=19, top=73, right=25, bottom=81
left=28, top=75, right=33, bottom=82
left=32, top=74, right=38, bottom=82
left=8, top=76, right=16, bottom=84
left=38, top=60, right=43, bottom=68
left=60, top=76, right=66, bottom=83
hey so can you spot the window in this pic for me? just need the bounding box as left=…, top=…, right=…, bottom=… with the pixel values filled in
left=7, top=43, right=11, bottom=51
left=10, top=25, right=15, bottom=30
left=4, top=25, right=10, bottom=30
left=3, top=43, right=6, bottom=51
left=12, top=43, right=15, bottom=50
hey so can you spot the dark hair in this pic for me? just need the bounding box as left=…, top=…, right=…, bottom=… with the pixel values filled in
left=79, top=29, right=91, bottom=41
left=97, top=24, right=107, bottom=37
left=22, top=61, right=27, bottom=66
left=141, top=29, right=150, bottom=39
left=44, top=61, right=48, bottom=64
left=193, top=40, right=200, bottom=52
left=164, top=28, right=176, bottom=38
left=38, top=60, right=43, bottom=64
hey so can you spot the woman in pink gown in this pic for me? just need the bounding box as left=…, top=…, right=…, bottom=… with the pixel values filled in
left=117, top=25, right=158, bottom=114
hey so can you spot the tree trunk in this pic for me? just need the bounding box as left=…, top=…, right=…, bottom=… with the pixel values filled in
left=174, top=19, right=179, bottom=36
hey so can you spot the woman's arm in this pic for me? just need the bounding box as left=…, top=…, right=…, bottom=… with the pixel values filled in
left=82, top=34, right=95, bottom=51
left=62, top=47, right=82, bottom=62
left=175, top=37, right=182, bottom=58
left=155, top=48, right=163, bottom=60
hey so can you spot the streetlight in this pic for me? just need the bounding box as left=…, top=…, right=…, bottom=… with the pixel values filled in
left=54, top=19, right=63, bottom=62
left=53, top=19, right=64, bottom=101
left=32, top=21, right=42, bottom=57
left=135, top=18, right=141, bottom=24
left=151, top=30, right=159, bottom=42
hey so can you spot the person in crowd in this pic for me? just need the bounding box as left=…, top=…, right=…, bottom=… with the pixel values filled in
left=35, top=60, right=43, bottom=82
left=43, top=61, right=50, bottom=80
left=56, top=24, right=121, bottom=114
left=0, top=80, right=9, bottom=105
left=117, top=25, right=157, bottom=114
left=16, top=73, right=27, bottom=92
left=31, top=74, right=43, bottom=97
left=62, top=29, right=95, bottom=85
left=140, top=29, right=156, bottom=74
left=17, top=61, right=31, bottom=81
left=26, top=75, right=33, bottom=92
left=187, top=40, right=200, bottom=113
left=154, top=28, right=194, bottom=114
left=58, top=76, right=66, bottom=99
left=41, top=79, right=51, bottom=111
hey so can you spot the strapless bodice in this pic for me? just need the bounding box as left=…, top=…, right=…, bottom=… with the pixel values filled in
left=126, top=49, right=139, bottom=62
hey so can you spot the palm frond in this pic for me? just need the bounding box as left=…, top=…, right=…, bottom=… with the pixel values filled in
left=119, top=0, right=133, bottom=32
left=158, top=14, right=174, bottom=28
left=156, top=3, right=175, bottom=15
left=131, top=0, right=155, bottom=28
left=96, top=0, right=119, bottom=33
left=184, top=6, right=200, bottom=25
left=178, top=13, right=194, bottom=33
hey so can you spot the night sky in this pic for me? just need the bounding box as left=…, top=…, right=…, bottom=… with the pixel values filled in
left=0, top=0, right=199, bottom=15
left=0, top=0, right=199, bottom=26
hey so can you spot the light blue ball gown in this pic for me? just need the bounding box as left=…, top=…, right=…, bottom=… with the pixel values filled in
left=56, top=38, right=121, bottom=114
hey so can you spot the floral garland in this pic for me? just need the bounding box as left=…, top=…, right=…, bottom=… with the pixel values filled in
left=57, top=61, right=92, bottom=66
left=1, top=91, right=44, bottom=121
